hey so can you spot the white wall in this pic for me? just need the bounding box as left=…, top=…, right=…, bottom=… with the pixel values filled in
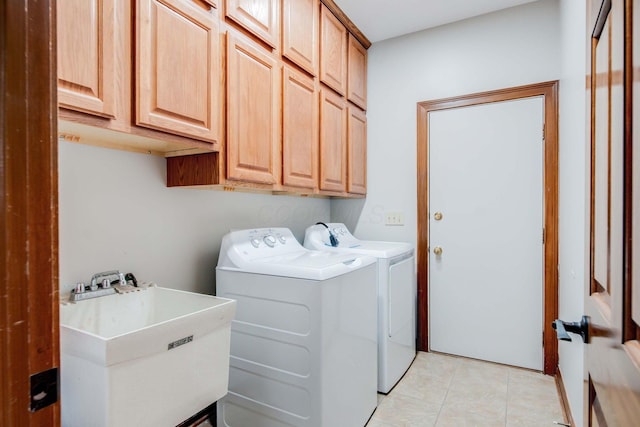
left=59, top=142, right=330, bottom=296
left=332, top=0, right=587, bottom=424
left=558, top=1, right=587, bottom=426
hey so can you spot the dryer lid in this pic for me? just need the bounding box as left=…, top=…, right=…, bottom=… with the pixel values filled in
left=303, top=223, right=413, bottom=259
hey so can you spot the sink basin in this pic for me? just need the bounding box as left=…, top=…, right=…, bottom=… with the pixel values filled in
left=60, top=285, right=236, bottom=427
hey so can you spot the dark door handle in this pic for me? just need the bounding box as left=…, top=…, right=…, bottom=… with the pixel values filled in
left=552, top=316, right=589, bottom=343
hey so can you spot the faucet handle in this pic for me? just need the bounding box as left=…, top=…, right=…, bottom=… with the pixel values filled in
left=90, top=270, right=124, bottom=289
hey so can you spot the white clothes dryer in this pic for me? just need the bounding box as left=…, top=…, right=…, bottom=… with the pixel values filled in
left=216, top=227, right=378, bottom=427
left=304, top=223, right=416, bottom=393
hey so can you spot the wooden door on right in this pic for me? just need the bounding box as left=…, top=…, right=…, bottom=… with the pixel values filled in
left=586, top=0, right=640, bottom=424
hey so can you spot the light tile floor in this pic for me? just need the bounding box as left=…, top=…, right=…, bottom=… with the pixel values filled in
left=366, top=352, right=566, bottom=427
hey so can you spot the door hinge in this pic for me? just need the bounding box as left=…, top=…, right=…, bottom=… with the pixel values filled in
left=542, top=123, right=546, bottom=141
left=30, top=367, right=58, bottom=412
left=542, top=227, right=546, bottom=244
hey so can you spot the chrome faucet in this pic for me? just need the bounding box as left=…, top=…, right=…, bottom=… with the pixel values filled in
left=69, top=270, right=125, bottom=302
left=90, top=270, right=126, bottom=290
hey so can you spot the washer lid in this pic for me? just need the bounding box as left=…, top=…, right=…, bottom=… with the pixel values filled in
left=303, top=223, right=413, bottom=259
left=217, top=227, right=376, bottom=280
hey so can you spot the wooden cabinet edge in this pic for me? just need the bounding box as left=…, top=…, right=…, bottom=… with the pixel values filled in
left=347, top=34, right=367, bottom=111
left=167, top=152, right=221, bottom=186
left=226, top=31, right=282, bottom=186
left=224, top=0, right=280, bottom=51
left=320, top=4, right=348, bottom=97
left=281, top=0, right=319, bottom=77
left=136, top=0, right=222, bottom=144
left=319, top=0, right=371, bottom=49
left=59, top=115, right=218, bottom=157
left=347, top=105, right=367, bottom=195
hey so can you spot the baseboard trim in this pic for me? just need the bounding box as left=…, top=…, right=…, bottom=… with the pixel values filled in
left=555, top=368, right=576, bottom=427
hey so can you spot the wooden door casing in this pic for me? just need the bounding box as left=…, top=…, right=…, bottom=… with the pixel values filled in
left=226, top=33, right=281, bottom=185
left=226, top=0, right=280, bottom=50
left=57, top=0, right=116, bottom=118
left=319, top=4, right=347, bottom=97
left=586, top=0, right=640, bottom=424
left=319, top=87, right=347, bottom=192
left=1, top=0, right=60, bottom=425
left=136, top=0, right=221, bottom=144
left=417, top=81, right=559, bottom=375
left=282, top=0, right=318, bottom=76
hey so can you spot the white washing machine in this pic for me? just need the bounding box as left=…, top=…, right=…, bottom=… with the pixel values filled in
left=304, top=223, right=416, bottom=393
left=216, top=227, right=378, bottom=427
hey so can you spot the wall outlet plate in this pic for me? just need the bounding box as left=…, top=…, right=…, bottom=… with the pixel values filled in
left=385, top=211, right=404, bottom=226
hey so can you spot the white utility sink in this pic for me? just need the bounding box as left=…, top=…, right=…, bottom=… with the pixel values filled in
left=60, top=285, right=236, bottom=427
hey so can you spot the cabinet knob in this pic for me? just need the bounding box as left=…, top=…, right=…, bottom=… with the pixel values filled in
left=433, top=246, right=443, bottom=256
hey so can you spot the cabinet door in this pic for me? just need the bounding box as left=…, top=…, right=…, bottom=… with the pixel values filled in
left=226, top=0, right=279, bottom=49
left=227, top=34, right=281, bottom=184
left=57, top=0, right=116, bottom=118
left=347, top=106, right=366, bottom=194
left=319, top=4, right=347, bottom=96
left=347, top=34, right=367, bottom=111
left=136, top=0, right=220, bottom=143
left=282, top=0, right=318, bottom=76
left=283, top=66, right=318, bottom=189
left=319, top=88, right=347, bottom=192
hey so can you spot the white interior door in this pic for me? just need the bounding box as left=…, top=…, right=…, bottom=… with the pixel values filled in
left=428, top=97, right=544, bottom=370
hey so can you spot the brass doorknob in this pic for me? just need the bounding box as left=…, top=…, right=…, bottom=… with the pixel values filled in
left=434, top=212, right=443, bottom=221
left=433, top=246, right=443, bottom=255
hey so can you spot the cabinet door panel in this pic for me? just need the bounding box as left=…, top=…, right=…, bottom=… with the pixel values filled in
left=137, top=0, right=220, bottom=143
left=283, top=67, right=318, bottom=189
left=282, top=0, right=318, bottom=75
left=57, top=0, right=116, bottom=117
left=320, top=4, right=347, bottom=96
left=347, top=34, right=367, bottom=110
left=227, top=34, right=280, bottom=184
left=320, top=88, right=347, bottom=192
left=226, top=0, right=279, bottom=49
left=347, top=106, right=366, bottom=194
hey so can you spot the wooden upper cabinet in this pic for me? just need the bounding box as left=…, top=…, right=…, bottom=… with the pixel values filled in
left=57, top=0, right=116, bottom=118
left=347, top=106, right=366, bottom=194
left=282, top=0, right=318, bottom=76
left=136, top=0, right=220, bottom=143
left=226, top=0, right=280, bottom=49
left=319, top=88, right=347, bottom=192
left=347, top=34, right=367, bottom=110
left=227, top=34, right=281, bottom=184
left=320, top=4, right=347, bottom=96
left=282, top=66, right=318, bottom=189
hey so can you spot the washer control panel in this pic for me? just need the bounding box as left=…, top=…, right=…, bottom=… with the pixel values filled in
left=226, top=228, right=301, bottom=259
left=244, top=229, right=289, bottom=249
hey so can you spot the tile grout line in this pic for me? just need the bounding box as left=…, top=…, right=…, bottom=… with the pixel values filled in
left=504, top=369, right=511, bottom=427
left=432, top=356, right=460, bottom=426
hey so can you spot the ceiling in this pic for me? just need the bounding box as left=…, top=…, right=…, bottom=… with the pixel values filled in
left=332, top=0, right=541, bottom=43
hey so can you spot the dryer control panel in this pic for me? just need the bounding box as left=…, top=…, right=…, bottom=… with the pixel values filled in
left=305, top=223, right=360, bottom=248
